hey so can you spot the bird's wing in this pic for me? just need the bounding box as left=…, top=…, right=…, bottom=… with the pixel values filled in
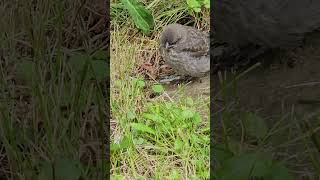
left=175, top=28, right=209, bottom=57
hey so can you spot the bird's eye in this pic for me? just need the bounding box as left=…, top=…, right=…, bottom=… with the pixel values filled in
left=165, top=42, right=176, bottom=49
left=165, top=42, right=170, bottom=48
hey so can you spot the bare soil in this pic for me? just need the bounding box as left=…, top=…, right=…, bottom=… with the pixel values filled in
left=214, top=34, right=320, bottom=120
left=164, top=75, right=210, bottom=98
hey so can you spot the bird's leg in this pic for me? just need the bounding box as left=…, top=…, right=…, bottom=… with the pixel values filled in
left=159, top=74, right=182, bottom=83
left=159, top=74, right=196, bottom=84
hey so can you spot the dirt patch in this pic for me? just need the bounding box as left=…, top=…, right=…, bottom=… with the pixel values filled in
left=214, top=37, right=320, bottom=120
left=163, top=75, right=210, bottom=99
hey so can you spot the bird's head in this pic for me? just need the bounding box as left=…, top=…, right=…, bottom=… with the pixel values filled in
left=160, top=24, right=183, bottom=49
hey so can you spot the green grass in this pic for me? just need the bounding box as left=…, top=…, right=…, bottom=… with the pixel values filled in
left=110, top=0, right=210, bottom=178
left=0, top=0, right=107, bottom=179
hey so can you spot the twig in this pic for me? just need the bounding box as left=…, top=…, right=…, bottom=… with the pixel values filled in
left=285, top=81, right=320, bottom=88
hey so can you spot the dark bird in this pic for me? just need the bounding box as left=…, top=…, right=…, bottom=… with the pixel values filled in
left=160, top=23, right=210, bottom=78
left=212, top=0, right=320, bottom=71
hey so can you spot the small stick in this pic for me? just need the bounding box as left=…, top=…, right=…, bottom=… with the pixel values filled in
left=285, top=81, right=320, bottom=88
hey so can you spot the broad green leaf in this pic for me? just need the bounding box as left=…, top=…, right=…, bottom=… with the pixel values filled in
left=133, top=78, right=145, bottom=88
left=212, top=144, right=234, bottom=165
left=111, top=136, right=131, bottom=152
left=119, top=136, right=131, bottom=149
left=110, top=175, right=126, bottom=180
left=251, top=153, right=273, bottom=177
left=187, top=0, right=201, bottom=12
left=264, top=162, right=294, bottom=180
left=186, top=97, right=194, bottom=106
left=193, top=112, right=201, bottom=125
left=90, top=60, right=108, bottom=80
left=244, top=112, right=268, bottom=139
left=169, top=169, right=181, bottom=179
left=110, top=143, right=120, bottom=152
left=68, top=53, right=88, bottom=74
left=55, top=157, right=81, bottom=180
left=38, top=161, right=53, bottom=180
left=152, top=84, right=164, bottom=93
left=131, top=123, right=156, bottom=135
left=69, top=53, right=108, bottom=80
left=190, top=134, right=200, bottom=144
left=203, top=0, right=210, bottom=9
left=215, top=153, right=257, bottom=180
left=136, top=79, right=145, bottom=88
left=121, top=0, right=154, bottom=34
left=142, top=113, right=164, bottom=122
left=214, top=152, right=293, bottom=180
left=127, top=110, right=136, bottom=120
left=133, top=137, right=145, bottom=145
left=181, top=109, right=195, bottom=119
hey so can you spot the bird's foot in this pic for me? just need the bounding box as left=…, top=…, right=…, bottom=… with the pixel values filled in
left=159, top=74, right=182, bottom=83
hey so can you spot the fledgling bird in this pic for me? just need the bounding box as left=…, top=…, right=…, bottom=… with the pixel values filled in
left=159, top=23, right=210, bottom=78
